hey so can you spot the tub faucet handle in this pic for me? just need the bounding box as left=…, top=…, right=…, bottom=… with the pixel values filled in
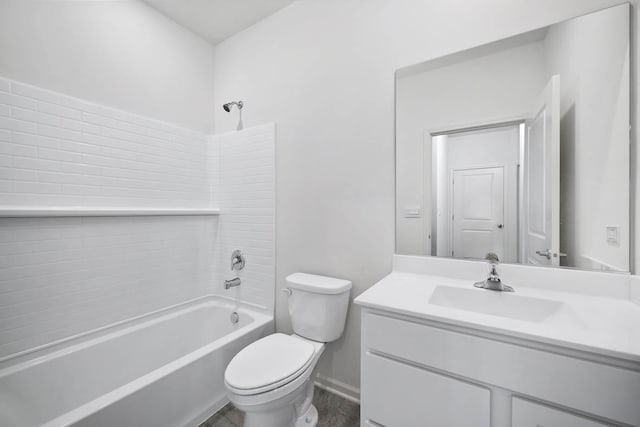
left=231, top=250, right=245, bottom=271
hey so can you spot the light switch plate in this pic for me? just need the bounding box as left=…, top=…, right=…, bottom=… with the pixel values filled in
left=606, top=226, right=619, bottom=244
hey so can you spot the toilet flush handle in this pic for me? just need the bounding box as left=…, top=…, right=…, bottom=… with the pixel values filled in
left=281, top=288, right=292, bottom=296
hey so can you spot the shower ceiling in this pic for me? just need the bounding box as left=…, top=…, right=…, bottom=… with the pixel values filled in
left=143, top=0, right=296, bottom=45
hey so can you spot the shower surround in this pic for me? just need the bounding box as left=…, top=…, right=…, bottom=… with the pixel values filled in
left=0, top=77, right=276, bottom=424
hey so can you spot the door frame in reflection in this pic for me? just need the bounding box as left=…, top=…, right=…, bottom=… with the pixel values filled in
left=428, top=121, right=524, bottom=263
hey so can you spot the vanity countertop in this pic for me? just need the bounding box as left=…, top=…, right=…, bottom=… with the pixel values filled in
left=355, top=271, right=640, bottom=363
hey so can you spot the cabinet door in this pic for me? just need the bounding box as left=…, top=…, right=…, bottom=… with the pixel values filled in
left=362, top=353, right=490, bottom=427
left=512, top=398, right=611, bottom=427
left=364, top=312, right=640, bottom=426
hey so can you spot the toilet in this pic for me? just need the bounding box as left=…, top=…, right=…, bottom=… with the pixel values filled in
left=224, top=273, right=352, bottom=427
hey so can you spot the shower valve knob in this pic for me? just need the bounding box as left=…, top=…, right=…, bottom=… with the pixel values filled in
left=231, top=250, right=245, bottom=271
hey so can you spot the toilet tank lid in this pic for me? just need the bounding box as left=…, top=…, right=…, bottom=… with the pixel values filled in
left=286, top=273, right=352, bottom=295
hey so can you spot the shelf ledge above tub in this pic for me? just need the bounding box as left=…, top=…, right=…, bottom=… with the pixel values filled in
left=0, top=206, right=221, bottom=218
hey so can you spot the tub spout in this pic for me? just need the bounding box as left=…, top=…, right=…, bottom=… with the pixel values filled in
left=225, top=277, right=241, bottom=290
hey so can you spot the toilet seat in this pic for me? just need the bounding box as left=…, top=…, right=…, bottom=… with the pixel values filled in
left=225, top=334, right=316, bottom=396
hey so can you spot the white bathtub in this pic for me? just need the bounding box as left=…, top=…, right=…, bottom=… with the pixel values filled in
left=0, top=297, right=273, bottom=427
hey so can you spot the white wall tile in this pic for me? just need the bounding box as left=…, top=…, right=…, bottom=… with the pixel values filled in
left=0, top=117, right=37, bottom=134
left=36, top=101, right=83, bottom=121
left=0, top=76, right=213, bottom=208
left=0, top=216, right=217, bottom=358
left=212, top=124, right=276, bottom=310
left=0, top=77, right=276, bottom=361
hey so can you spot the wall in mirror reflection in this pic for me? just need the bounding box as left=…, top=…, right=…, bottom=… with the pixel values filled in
left=396, top=4, right=629, bottom=272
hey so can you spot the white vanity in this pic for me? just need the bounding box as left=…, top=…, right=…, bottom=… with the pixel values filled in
left=355, top=256, right=640, bottom=427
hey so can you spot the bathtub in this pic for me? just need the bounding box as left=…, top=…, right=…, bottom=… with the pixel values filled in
left=0, top=297, right=273, bottom=427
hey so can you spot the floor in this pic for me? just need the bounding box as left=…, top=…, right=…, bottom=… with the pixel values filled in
left=200, top=386, right=360, bottom=427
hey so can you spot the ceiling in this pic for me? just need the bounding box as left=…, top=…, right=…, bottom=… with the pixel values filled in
left=143, top=0, right=296, bottom=45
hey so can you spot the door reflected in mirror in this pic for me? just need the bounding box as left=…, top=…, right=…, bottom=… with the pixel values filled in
left=396, top=4, right=630, bottom=272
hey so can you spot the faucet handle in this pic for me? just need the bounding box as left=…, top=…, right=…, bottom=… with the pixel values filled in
left=484, top=252, right=500, bottom=281
left=484, top=252, right=500, bottom=264
left=474, top=252, right=514, bottom=292
left=231, top=250, right=245, bottom=271
left=488, top=263, right=500, bottom=281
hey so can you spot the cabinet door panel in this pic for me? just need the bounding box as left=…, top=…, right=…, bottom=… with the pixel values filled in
left=363, top=312, right=640, bottom=425
left=512, top=398, right=611, bottom=427
left=362, top=352, right=490, bottom=427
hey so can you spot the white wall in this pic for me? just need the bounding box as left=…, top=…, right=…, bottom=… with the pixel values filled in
left=396, top=41, right=546, bottom=255
left=543, top=5, right=630, bottom=271
left=212, top=0, right=638, bottom=398
left=0, top=0, right=215, bottom=133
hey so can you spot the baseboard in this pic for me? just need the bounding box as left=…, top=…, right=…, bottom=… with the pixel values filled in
left=185, top=397, right=229, bottom=427
left=314, top=374, right=360, bottom=404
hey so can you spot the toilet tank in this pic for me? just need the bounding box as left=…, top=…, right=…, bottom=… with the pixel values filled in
left=285, top=273, right=352, bottom=342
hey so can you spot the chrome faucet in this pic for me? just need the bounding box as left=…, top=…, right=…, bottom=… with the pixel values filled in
left=225, top=277, right=241, bottom=290
left=231, top=250, right=245, bottom=271
left=226, top=250, right=244, bottom=290
left=473, top=253, right=514, bottom=292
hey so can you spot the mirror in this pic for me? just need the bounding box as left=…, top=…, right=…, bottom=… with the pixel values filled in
left=395, top=4, right=630, bottom=272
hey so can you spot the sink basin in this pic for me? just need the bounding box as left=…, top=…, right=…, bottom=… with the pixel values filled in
left=428, top=286, right=566, bottom=323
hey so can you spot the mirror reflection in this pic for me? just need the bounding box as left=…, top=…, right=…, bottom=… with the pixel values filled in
left=395, top=4, right=630, bottom=272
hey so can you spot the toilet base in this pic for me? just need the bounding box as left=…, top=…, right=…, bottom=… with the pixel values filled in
left=244, top=406, right=296, bottom=427
left=294, top=404, right=318, bottom=427
left=242, top=402, right=318, bottom=427
left=233, top=378, right=319, bottom=427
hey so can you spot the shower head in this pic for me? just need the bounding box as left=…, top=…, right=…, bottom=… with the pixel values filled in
left=223, top=101, right=244, bottom=112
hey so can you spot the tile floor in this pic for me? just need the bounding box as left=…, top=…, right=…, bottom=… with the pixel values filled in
left=200, top=387, right=360, bottom=427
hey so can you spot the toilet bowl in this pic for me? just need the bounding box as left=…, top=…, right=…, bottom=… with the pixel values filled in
left=225, top=333, right=325, bottom=427
left=224, top=273, right=352, bottom=427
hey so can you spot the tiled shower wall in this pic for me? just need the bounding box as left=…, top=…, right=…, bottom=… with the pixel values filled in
left=0, top=216, right=216, bottom=359
left=0, top=77, right=213, bottom=207
left=0, top=78, right=275, bottom=360
left=213, top=124, right=276, bottom=310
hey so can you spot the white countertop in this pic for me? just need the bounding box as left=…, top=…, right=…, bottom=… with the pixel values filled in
left=355, top=271, right=640, bottom=363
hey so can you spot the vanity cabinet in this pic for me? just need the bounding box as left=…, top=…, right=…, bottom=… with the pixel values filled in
left=512, top=398, right=610, bottom=427
left=362, top=352, right=490, bottom=427
left=360, top=311, right=640, bottom=427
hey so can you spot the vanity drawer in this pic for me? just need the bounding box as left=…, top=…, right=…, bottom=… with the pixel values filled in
left=361, top=352, right=490, bottom=427
left=363, top=312, right=640, bottom=426
left=512, top=398, right=611, bottom=427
